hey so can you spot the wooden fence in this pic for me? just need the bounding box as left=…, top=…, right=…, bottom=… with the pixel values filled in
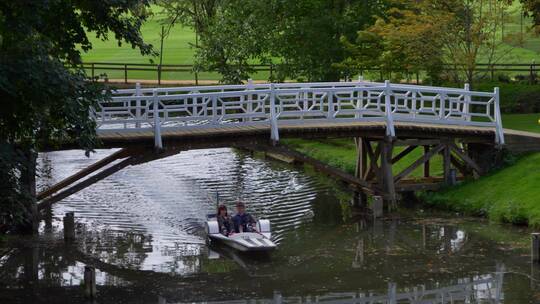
left=76, top=62, right=274, bottom=85
left=74, top=62, right=540, bottom=84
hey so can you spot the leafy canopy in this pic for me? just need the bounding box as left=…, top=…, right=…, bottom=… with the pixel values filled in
left=0, top=0, right=153, bottom=231
left=161, top=0, right=388, bottom=83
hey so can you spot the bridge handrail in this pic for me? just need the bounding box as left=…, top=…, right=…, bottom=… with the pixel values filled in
left=110, top=80, right=490, bottom=96
left=93, top=80, right=505, bottom=148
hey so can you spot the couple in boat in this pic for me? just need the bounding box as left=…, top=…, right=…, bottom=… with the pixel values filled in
left=216, top=201, right=257, bottom=236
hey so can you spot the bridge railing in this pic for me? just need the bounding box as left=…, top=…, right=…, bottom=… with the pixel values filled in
left=92, top=80, right=504, bottom=148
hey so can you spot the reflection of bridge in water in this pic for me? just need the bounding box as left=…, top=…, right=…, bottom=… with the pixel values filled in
left=1, top=214, right=524, bottom=303
left=212, top=268, right=505, bottom=304
left=228, top=275, right=502, bottom=304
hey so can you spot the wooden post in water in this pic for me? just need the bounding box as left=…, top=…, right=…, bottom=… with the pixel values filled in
left=372, top=196, right=383, bottom=218
left=84, top=266, right=97, bottom=298
left=533, top=233, right=540, bottom=263
left=387, top=282, right=397, bottom=304
left=273, top=291, right=283, bottom=304
left=63, top=212, right=75, bottom=242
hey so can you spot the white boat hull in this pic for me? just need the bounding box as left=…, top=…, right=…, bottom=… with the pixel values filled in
left=206, top=219, right=276, bottom=252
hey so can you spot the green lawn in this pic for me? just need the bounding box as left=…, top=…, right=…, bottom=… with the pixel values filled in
left=82, top=6, right=195, bottom=64
left=503, top=113, right=540, bottom=133
left=419, top=153, right=540, bottom=227
left=78, top=2, right=540, bottom=81
left=419, top=112, right=540, bottom=227
left=283, top=138, right=443, bottom=178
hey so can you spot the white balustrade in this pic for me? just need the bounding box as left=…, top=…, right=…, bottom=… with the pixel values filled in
left=92, top=80, right=505, bottom=147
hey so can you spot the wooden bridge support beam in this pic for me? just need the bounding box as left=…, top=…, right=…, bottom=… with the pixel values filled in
left=467, top=143, right=502, bottom=174
left=37, top=148, right=132, bottom=201
left=423, top=146, right=430, bottom=178
left=353, top=138, right=368, bottom=207
left=37, top=147, right=187, bottom=211
left=443, top=143, right=452, bottom=185
left=380, top=138, right=396, bottom=209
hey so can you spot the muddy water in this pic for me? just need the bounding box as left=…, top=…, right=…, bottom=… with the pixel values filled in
left=0, top=148, right=539, bottom=303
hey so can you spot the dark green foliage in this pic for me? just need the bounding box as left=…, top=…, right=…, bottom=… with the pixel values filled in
left=162, top=0, right=387, bottom=83
left=474, top=82, right=540, bottom=114
left=0, top=0, right=153, bottom=232
left=0, top=145, right=32, bottom=233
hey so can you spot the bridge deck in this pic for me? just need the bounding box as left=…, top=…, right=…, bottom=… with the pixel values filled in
left=98, top=121, right=496, bottom=148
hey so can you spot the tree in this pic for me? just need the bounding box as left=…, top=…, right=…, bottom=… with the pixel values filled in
left=161, top=0, right=388, bottom=83
left=521, top=0, right=540, bottom=34
left=435, top=0, right=512, bottom=85
left=338, top=1, right=448, bottom=83
left=0, top=0, right=154, bottom=232
left=337, top=0, right=512, bottom=86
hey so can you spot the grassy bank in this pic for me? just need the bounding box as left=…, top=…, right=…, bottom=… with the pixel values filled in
left=419, top=153, right=540, bottom=227
left=503, top=113, right=540, bottom=132
left=283, top=113, right=540, bottom=227
left=419, top=113, right=540, bottom=227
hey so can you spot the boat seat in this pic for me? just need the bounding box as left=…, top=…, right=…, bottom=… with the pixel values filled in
left=257, top=219, right=271, bottom=233
left=206, top=219, right=220, bottom=234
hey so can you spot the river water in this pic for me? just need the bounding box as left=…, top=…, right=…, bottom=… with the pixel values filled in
left=1, top=148, right=539, bottom=303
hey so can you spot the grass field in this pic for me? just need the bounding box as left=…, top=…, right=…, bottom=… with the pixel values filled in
left=79, top=2, right=540, bottom=81
left=503, top=113, right=540, bottom=132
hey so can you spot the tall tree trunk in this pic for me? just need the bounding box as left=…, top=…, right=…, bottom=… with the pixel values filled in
left=20, top=148, right=38, bottom=234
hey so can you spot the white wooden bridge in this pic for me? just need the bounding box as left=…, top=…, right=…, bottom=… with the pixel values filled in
left=38, top=80, right=506, bottom=210
left=93, top=80, right=505, bottom=148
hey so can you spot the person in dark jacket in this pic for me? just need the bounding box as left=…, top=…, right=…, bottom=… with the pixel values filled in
left=216, top=204, right=233, bottom=236
left=232, top=201, right=257, bottom=233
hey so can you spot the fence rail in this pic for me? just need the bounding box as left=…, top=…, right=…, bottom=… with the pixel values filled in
left=73, top=62, right=540, bottom=84
left=91, top=80, right=505, bottom=148
left=76, top=62, right=274, bottom=84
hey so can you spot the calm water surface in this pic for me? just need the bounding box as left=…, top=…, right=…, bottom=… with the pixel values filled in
left=1, top=148, right=539, bottom=303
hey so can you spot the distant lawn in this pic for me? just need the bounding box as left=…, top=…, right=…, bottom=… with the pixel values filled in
left=503, top=113, right=540, bottom=133
left=78, top=3, right=540, bottom=82
left=82, top=6, right=195, bottom=65
left=283, top=138, right=443, bottom=178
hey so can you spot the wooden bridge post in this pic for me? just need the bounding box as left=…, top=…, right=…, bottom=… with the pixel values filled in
left=387, top=282, right=397, bottom=304
left=381, top=138, right=396, bottom=208
left=135, top=82, right=141, bottom=128
left=372, top=196, right=383, bottom=218
left=423, top=145, right=430, bottom=178
left=63, top=212, right=75, bottom=242
left=246, top=79, right=254, bottom=123
left=153, top=89, right=163, bottom=150
left=354, top=137, right=368, bottom=206
left=443, top=143, right=452, bottom=185
left=533, top=233, right=540, bottom=263
left=84, top=266, right=97, bottom=298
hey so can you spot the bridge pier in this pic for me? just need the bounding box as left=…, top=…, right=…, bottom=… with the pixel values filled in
left=354, top=137, right=368, bottom=207
left=468, top=142, right=503, bottom=174
left=380, top=138, right=396, bottom=209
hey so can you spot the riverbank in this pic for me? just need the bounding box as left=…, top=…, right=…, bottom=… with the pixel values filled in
left=419, top=153, right=540, bottom=227
left=282, top=113, right=540, bottom=227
